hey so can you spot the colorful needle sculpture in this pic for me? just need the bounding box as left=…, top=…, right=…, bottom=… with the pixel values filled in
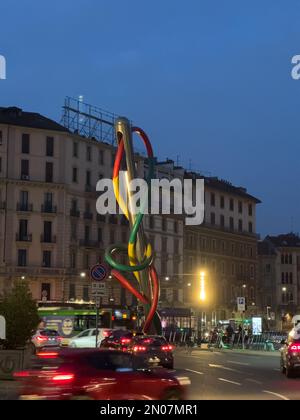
left=105, top=119, right=161, bottom=335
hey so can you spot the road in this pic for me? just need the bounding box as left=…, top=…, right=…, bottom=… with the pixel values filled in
left=175, top=348, right=300, bottom=400
left=1, top=348, right=299, bottom=400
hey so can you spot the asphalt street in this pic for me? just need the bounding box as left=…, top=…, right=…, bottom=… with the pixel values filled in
left=175, top=348, right=300, bottom=400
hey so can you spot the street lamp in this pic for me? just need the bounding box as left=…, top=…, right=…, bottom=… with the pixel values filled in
left=80, top=272, right=86, bottom=278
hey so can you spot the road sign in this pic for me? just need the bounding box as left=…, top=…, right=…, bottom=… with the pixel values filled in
left=91, top=282, right=107, bottom=297
left=90, top=263, right=109, bottom=282
left=237, top=297, right=246, bottom=312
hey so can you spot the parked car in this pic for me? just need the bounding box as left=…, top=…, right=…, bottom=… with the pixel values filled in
left=127, top=335, right=174, bottom=369
left=100, top=329, right=134, bottom=351
left=280, top=337, right=300, bottom=377
left=31, top=329, right=62, bottom=353
left=69, top=328, right=111, bottom=348
left=14, top=349, right=190, bottom=400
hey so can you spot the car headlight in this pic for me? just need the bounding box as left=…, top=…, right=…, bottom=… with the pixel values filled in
left=175, top=376, right=191, bottom=386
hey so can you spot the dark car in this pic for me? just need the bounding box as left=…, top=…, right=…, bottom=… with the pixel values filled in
left=280, top=338, right=300, bottom=377
left=14, top=349, right=189, bottom=400
left=127, top=336, right=174, bottom=369
left=100, top=329, right=134, bottom=351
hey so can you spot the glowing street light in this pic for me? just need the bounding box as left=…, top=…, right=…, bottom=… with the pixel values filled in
left=200, top=272, right=206, bottom=301
left=80, top=272, right=86, bottom=278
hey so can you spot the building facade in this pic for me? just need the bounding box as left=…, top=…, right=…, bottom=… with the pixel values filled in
left=258, top=233, right=300, bottom=330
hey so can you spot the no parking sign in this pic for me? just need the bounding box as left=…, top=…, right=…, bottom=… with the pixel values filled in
left=90, top=263, right=109, bottom=282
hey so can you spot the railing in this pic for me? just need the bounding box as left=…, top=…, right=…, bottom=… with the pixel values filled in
left=84, top=212, right=93, bottom=220
left=16, top=233, right=32, bottom=242
left=70, top=209, right=80, bottom=217
left=40, top=234, right=56, bottom=243
left=16, top=203, right=33, bottom=212
left=79, top=239, right=101, bottom=248
left=41, top=204, right=57, bottom=213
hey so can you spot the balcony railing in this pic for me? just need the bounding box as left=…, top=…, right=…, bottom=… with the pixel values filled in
left=41, top=204, right=57, bottom=213
left=16, top=233, right=32, bottom=242
left=84, top=212, right=93, bottom=220
left=70, top=209, right=80, bottom=218
left=96, top=214, right=106, bottom=223
left=41, top=234, right=56, bottom=243
left=79, top=239, right=101, bottom=248
left=16, top=203, right=33, bottom=212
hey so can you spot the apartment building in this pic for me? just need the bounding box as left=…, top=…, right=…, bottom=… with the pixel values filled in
left=258, top=233, right=300, bottom=330
left=183, top=172, right=261, bottom=327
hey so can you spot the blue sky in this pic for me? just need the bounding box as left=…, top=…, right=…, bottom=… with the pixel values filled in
left=0, top=0, right=299, bottom=236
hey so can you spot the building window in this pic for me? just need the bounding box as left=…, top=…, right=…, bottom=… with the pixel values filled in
left=248, top=222, right=253, bottom=233
left=72, top=167, right=78, bottom=183
left=211, top=212, right=216, bottom=225
left=86, top=146, right=92, bottom=162
left=149, top=216, right=155, bottom=229
left=281, top=272, right=285, bottom=284
left=248, top=204, right=253, bottom=216
left=289, top=254, right=293, bottom=264
left=220, top=196, right=225, bottom=209
left=232, top=263, right=235, bottom=275
left=43, top=250, right=51, bottom=267
left=212, top=239, right=216, bottom=251
left=45, top=162, right=53, bottom=183
left=222, top=241, right=226, bottom=252
left=249, top=247, right=253, bottom=258
left=99, top=150, right=104, bottom=165
left=73, top=141, right=78, bottom=158
left=43, top=221, right=52, bottom=242
left=221, top=261, right=225, bottom=274
left=86, top=170, right=91, bottom=186
left=19, top=219, right=28, bottom=240
left=220, top=214, right=225, bottom=227
left=97, top=227, right=103, bottom=243
left=210, top=193, right=215, bottom=207
left=238, top=201, right=243, bottom=214
left=121, top=230, right=127, bottom=243
left=174, top=238, right=179, bottom=255
left=83, top=286, right=89, bottom=302
left=174, top=221, right=178, bottom=233
left=281, top=254, right=284, bottom=264
left=71, top=222, right=77, bottom=240
left=230, top=198, right=234, bottom=211
left=266, top=264, right=271, bottom=273
left=162, top=218, right=167, bottom=231
left=289, top=272, right=293, bottom=284
left=84, top=254, right=89, bottom=269
left=70, top=252, right=76, bottom=269
left=20, top=191, right=29, bottom=210
left=238, top=219, right=243, bottom=232
left=0, top=130, right=2, bottom=145
left=84, top=225, right=90, bottom=241
left=285, top=254, right=289, bottom=264
left=21, top=159, right=29, bottom=179
left=46, top=136, right=54, bottom=157
left=110, top=229, right=115, bottom=244
left=22, top=133, right=30, bottom=154
left=229, top=217, right=234, bottom=230
left=18, top=249, right=27, bottom=267
left=69, top=284, right=76, bottom=300
left=250, top=265, right=254, bottom=278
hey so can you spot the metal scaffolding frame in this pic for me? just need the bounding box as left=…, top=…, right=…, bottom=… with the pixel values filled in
left=61, top=97, right=117, bottom=145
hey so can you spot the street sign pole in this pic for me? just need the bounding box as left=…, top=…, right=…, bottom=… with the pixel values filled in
left=242, top=311, right=245, bottom=350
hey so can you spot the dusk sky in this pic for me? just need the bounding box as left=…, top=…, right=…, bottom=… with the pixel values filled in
left=0, top=0, right=299, bottom=236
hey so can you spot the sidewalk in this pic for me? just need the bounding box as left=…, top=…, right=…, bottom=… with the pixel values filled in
left=197, top=346, right=280, bottom=357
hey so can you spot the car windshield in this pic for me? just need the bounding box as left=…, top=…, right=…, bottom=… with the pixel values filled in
left=109, top=330, right=133, bottom=340
left=135, top=337, right=166, bottom=346
left=39, top=330, right=59, bottom=337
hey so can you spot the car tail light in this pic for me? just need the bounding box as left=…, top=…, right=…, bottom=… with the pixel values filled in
left=52, top=373, right=75, bottom=384
left=36, top=352, right=59, bottom=359
left=56, top=336, right=62, bottom=341
left=36, top=335, right=47, bottom=342
left=161, top=345, right=173, bottom=351
left=103, top=330, right=111, bottom=338
left=121, top=338, right=131, bottom=345
left=13, top=371, right=30, bottom=378
left=133, top=345, right=146, bottom=352
left=289, top=344, right=300, bottom=352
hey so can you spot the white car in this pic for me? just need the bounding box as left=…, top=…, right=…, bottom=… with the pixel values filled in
left=68, top=328, right=111, bottom=348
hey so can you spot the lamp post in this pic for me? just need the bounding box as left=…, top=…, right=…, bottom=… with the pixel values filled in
left=198, top=272, right=206, bottom=345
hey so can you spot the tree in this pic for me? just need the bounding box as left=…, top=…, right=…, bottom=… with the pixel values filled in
left=0, top=282, right=40, bottom=349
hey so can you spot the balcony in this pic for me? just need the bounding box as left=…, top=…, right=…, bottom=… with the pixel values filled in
left=79, top=239, right=101, bottom=248
left=16, top=203, right=33, bottom=212
left=16, top=233, right=32, bottom=242
left=85, top=185, right=93, bottom=192
left=70, top=209, right=80, bottom=218
left=41, top=204, right=57, bottom=214
left=96, top=214, right=106, bottom=223
left=40, top=234, right=56, bottom=243
left=84, top=212, right=93, bottom=220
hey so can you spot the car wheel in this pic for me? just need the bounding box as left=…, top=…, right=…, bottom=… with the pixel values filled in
left=162, top=389, right=181, bottom=400
left=280, top=358, right=286, bottom=374
left=286, top=366, right=295, bottom=378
